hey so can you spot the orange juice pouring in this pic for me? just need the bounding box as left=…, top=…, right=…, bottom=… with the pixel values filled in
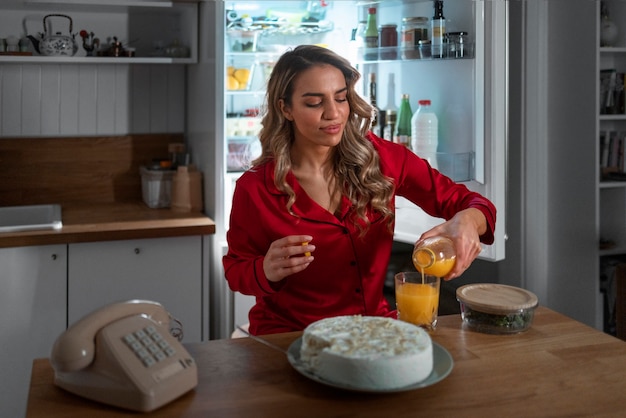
left=395, top=272, right=440, bottom=331
left=412, top=236, right=456, bottom=278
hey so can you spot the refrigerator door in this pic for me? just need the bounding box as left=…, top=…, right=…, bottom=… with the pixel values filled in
left=390, top=0, right=507, bottom=262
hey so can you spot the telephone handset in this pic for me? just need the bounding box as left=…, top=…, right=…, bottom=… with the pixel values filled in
left=51, top=299, right=198, bottom=412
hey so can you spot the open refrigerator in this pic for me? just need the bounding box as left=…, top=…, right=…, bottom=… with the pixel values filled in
left=206, top=0, right=507, bottom=338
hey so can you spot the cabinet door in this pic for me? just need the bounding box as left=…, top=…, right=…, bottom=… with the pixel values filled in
left=68, top=236, right=203, bottom=342
left=0, top=245, right=67, bottom=418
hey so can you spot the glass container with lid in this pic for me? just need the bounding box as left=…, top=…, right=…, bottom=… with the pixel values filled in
left=401, top=17, right=428, bottom=60
left=456, top=284, right=539, bottom=334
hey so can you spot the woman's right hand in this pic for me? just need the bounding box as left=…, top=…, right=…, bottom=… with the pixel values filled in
left=263, top=235, right=315, bottom=282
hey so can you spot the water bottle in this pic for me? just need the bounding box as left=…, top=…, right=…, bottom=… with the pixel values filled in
left=412, top=236, right=456, bottom=277
left=411, top=99, right=438, bottom=169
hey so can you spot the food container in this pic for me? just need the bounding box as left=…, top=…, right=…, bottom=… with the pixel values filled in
left=227, top=135, right=261, bottom=172
left=456, top=284, right=538, bottom=334
left=140, top=166, right=175, bottom=208
left=226, top=62, right=255, bottom=91
left=227, top=29, right=259, bottom=52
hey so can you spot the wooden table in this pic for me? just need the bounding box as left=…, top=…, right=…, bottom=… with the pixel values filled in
left=26, top=307, right=626, bottom=417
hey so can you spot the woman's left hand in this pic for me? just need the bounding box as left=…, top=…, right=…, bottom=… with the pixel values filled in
left=418, top=208, right=487, bottom=280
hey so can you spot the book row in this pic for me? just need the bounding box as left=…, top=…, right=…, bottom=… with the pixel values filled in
left=600, top=130, right=626, bottom=178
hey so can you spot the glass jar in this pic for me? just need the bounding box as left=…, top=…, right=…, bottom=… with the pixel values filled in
left=418, top=39, right=431, bottom=59
left=447, top=31, right=469, bottom=58
left=379, top=24, right=398, bottom=60
left=401, top=17, right=429, bottom=60
left=412, top=236, right=456, bottom=277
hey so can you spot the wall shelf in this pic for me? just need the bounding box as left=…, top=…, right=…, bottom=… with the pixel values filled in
left=0, top=0, right=198, bottom=63
left=0, top=55, right=194, bottom=64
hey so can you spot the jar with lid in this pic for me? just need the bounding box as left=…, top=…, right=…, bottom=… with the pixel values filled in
left=401, top=17, right=429, bottom=60
left=379, top=24, right=398, bottom=60
left=412, top=236, right=456, bottom=277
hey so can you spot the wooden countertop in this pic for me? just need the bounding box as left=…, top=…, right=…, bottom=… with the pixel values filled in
left=0, top=202, right=215, bottom=248
left=25, top=307, right=626, bottom=417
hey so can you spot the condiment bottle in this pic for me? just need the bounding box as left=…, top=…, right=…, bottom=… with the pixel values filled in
left=412, top=236, right=456, bottom=277
left=431, top=0, right=446, bottom=58
left=368, top=72, right=379, bottom=131
left=364, top=7, right=379, bottom=60
left=395, top=94, right=413, bottom=147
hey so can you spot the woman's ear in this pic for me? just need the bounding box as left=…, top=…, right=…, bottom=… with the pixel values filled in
left=279, top=98, right=293, bottom=121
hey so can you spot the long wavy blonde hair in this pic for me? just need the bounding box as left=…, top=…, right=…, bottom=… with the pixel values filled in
left=252, top=45, right=395, bottom=234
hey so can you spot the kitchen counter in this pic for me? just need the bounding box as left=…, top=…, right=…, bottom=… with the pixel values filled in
left=0, top=202, right=215, bottom=248
left=0, top=134, right=215, bottom=248
left=25, top=307, right=626, bottom=417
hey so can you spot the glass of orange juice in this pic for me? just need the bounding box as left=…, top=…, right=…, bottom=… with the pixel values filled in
left=395, top=272, right=440, bottom=331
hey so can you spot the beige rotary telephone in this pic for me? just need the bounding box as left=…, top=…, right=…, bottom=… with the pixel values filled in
left=51, top=300, right=198, bottom=412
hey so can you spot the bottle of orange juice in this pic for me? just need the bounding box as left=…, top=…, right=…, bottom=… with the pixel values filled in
left=412, top=236, right=456, bottom=277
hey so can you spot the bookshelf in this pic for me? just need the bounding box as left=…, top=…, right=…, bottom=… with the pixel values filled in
left=598, top=2, right=626, bottom=258
left=597, top=1, right=626, bottom=335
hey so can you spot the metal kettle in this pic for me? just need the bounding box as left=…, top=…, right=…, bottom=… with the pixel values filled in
left=34, top=14, right=78, bottom=56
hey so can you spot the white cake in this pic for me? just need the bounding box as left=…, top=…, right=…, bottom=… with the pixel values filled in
left=300, top=315, right=433, bottom=390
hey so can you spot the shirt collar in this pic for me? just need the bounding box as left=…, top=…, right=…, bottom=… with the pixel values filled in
left=261, top=160, right=352, bottom=223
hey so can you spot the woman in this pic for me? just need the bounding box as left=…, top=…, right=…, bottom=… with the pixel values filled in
left=223, top=45, right=496, bottom=335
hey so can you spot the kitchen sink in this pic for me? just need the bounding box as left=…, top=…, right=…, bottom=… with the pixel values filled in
left=0, top=204, right=63, bottom=233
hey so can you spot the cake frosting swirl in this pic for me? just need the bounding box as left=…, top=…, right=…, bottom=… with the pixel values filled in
left=300, top=315, right=433, bottom=390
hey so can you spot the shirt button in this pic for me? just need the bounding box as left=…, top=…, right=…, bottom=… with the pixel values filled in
left=355, top=288, right=361, bottom=293
left=350, top=260, right=356, bottom=266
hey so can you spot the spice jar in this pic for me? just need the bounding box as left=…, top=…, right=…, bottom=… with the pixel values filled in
left=401, top=17, right=429, bottom=60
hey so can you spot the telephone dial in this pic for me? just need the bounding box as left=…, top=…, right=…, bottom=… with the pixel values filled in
left=50, top=299, right=198, bottom=412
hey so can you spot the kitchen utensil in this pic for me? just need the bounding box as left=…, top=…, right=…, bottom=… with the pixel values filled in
left=36, top=14, right=78, bottom=56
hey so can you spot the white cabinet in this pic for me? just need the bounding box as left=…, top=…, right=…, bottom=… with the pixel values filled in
left=0, top=245, right=67, bottom=418
left=68, top=236, right=203, bottom=342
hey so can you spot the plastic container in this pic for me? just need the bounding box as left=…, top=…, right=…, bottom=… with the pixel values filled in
left=227, top=136, right=261, bottom=171
left=412, top=236, right=456, bottom=277
left=140, top=166, right=175, bottom=208
left=226, top=29, right=259, bottom=52
left=411, top=99, right=439, bottom=169
left=226, top=62, right=255, bottom=91
left=456, top=284, right=539, bottom=334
